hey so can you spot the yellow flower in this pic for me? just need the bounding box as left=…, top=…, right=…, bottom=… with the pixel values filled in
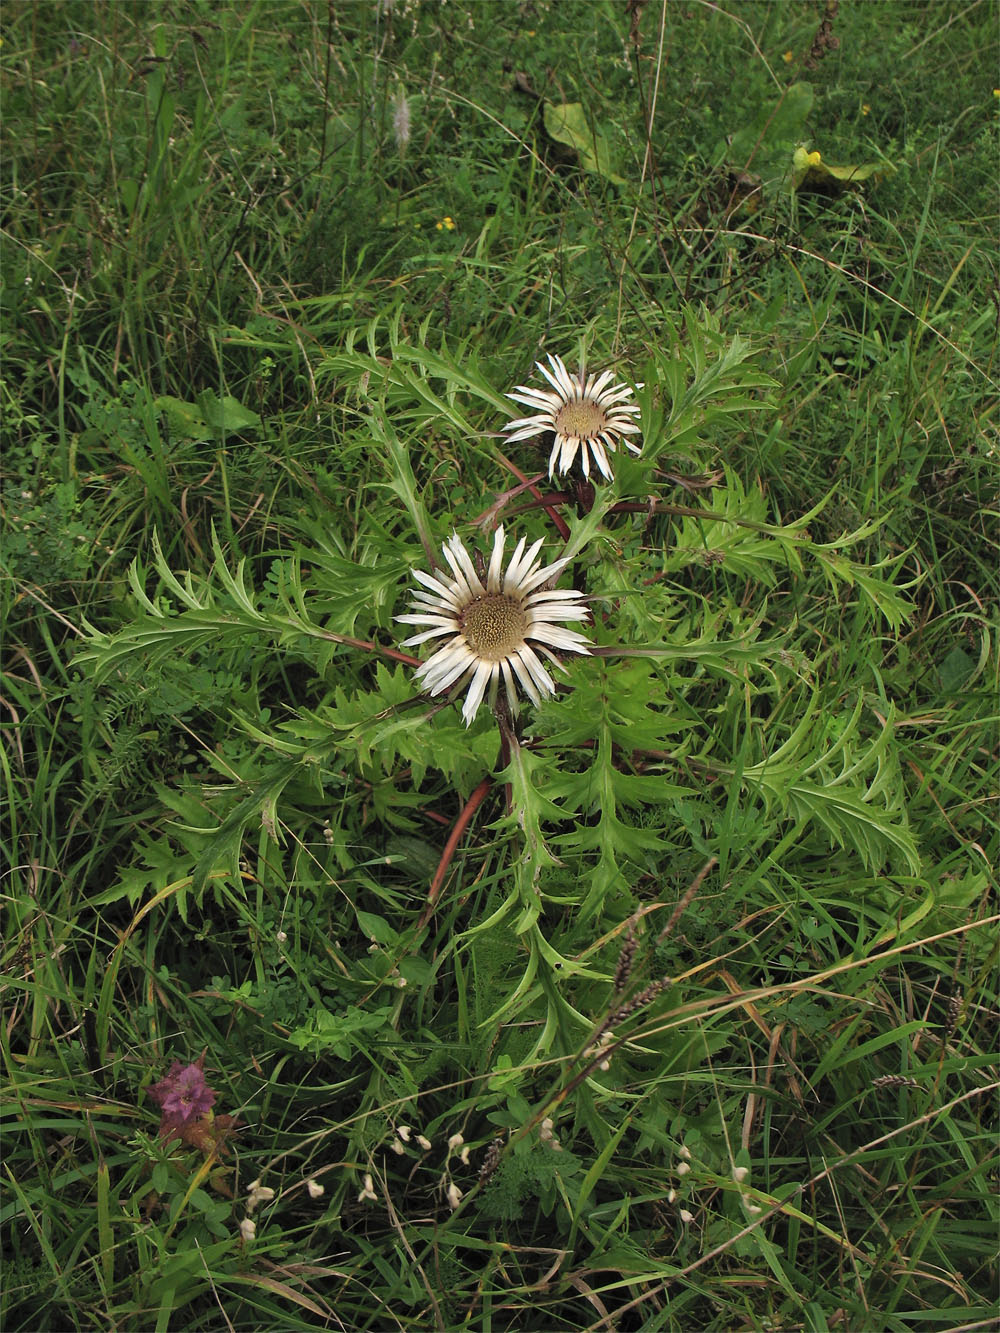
left=435, top=216, right=456, bottom=232
left=861, top=104, right=870, bottom=116
left=807, top=150, right=822, bottom=166
left=782, top=49, right=794, bottom=63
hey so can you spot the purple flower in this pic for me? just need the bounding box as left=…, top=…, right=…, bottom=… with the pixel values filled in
left=148, top=1061, right=216, bottom=1124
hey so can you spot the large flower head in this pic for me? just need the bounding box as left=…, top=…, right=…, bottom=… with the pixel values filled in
left=397, top=526, right=591, bottom=726
left=503, top=354, right=641, bottom=481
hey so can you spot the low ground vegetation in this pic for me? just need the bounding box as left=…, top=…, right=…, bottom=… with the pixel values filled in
left=2, top=2, right=997, bottom=1330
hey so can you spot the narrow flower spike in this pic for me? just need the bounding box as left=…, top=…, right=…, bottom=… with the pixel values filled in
left=397, top=526, right=591, bottom=726
left=503, top=354, right=641, bottom=481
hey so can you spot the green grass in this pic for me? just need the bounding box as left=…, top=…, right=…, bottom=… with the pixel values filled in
left=2, top=1, right=997, bottom=1330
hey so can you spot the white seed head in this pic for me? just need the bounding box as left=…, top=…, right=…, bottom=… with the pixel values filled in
left=392, top=91, right=411, bottom=151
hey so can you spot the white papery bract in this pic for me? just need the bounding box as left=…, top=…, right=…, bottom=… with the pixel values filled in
left=397, top=526, right=591, bottom=726
left=503, top=354, right=641, bottom=481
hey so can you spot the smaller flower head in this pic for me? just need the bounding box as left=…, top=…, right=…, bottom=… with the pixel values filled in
left=446, top=1182, right=463, bottom=1210
left=503, top=355, right=641, bottom=481
left=246, top=1181, right=276, bottom=1212
left=306, top=1178, right=325, bottom=1199
left=239, top=1217, right=257, bottom=1243
left=147, top=1061, right=216, bottom=1125
left=358, top=1173, right=378, bottom=1203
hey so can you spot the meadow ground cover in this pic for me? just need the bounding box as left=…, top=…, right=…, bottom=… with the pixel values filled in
left=1, top=1, right=997, bottom=1329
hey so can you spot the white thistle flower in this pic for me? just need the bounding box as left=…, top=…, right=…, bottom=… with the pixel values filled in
left=397, top=526, right=591, bottom=726
left=503, top=354, right=641, bottom=481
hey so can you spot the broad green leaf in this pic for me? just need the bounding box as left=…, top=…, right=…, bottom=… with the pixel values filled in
left=791, top=144, right=894, bottom=191
left=154, top=391, right=261, bottom=440
left=543, top=102, right=626, bottom=185
left=725, top=81, right=814, bottom=184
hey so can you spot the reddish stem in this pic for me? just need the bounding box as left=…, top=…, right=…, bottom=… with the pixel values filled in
left=493, top=448, right=571, bottom=541
left=315, top=629, right=420, bottom=667
left=418, top=777, right=493, bottom=929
